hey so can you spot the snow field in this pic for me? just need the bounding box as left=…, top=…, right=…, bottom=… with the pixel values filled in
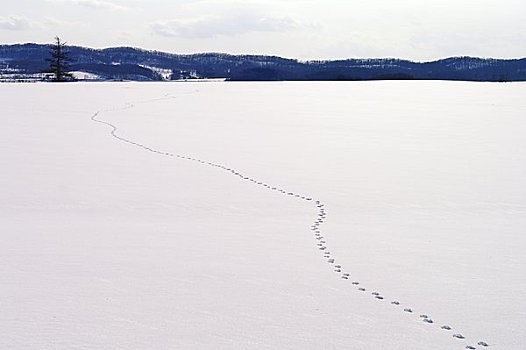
left=1, top=81, right=525, bottom=349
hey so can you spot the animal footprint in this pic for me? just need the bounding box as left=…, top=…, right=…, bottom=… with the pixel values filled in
left=358, top=287, right=366, bottom=291
left=453, top=334, right=465, bottom=339
left=422, top=318, right=433, bottom=324
left=466, top=346, right=476, bottom=350
left=375, top=296, right=384, bottom=300
left=404, top=308, right=413, bottom=313
left=352, top=281, right=360, bottom=285
left=391, top=301, right=400, bottom=305
left=477, top=342, right=489, bottom=347
left=441, top=325, right=452, bottom=330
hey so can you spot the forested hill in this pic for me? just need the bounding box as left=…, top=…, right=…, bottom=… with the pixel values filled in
left=1, top=43, right=525, bottom=82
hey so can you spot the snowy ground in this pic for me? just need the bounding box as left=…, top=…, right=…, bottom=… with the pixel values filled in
left=1, top=81, right=525, bottom=350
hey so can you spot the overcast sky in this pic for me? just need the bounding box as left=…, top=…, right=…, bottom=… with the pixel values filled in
left=1, top=0, right=524, bottom=60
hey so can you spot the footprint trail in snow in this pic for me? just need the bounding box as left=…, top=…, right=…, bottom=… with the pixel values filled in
left=90, top=91, right=489, bottom=350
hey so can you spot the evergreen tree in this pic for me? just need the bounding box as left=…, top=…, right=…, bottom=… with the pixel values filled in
left=48, top=36, right=73, bottom=82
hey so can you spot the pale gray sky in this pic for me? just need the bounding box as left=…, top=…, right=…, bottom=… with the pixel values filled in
left=1, top=0, right=525, bottom=60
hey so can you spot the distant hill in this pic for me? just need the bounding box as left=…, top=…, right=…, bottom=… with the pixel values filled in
left=1, top=43, right=525, bottom=82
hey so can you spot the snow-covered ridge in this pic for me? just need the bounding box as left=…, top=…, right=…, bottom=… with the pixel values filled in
left=138, top=65, right=173, bottom=80
left=1, top=44, right=525, bottom=81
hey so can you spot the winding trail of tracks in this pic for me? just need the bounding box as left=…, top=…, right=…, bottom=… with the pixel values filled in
left=91, top=91, right=489, bottom=350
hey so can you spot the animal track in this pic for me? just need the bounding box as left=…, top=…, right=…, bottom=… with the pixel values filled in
left=91, top=92, right=488, bottom=350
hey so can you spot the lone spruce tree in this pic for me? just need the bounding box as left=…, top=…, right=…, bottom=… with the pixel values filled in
left=48, top=36, right=73, bottom=82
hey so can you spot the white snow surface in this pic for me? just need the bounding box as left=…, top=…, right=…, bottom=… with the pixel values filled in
left=70, top=71, right=103, bottom=81
left=1, top=81, right=525, bottom=350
